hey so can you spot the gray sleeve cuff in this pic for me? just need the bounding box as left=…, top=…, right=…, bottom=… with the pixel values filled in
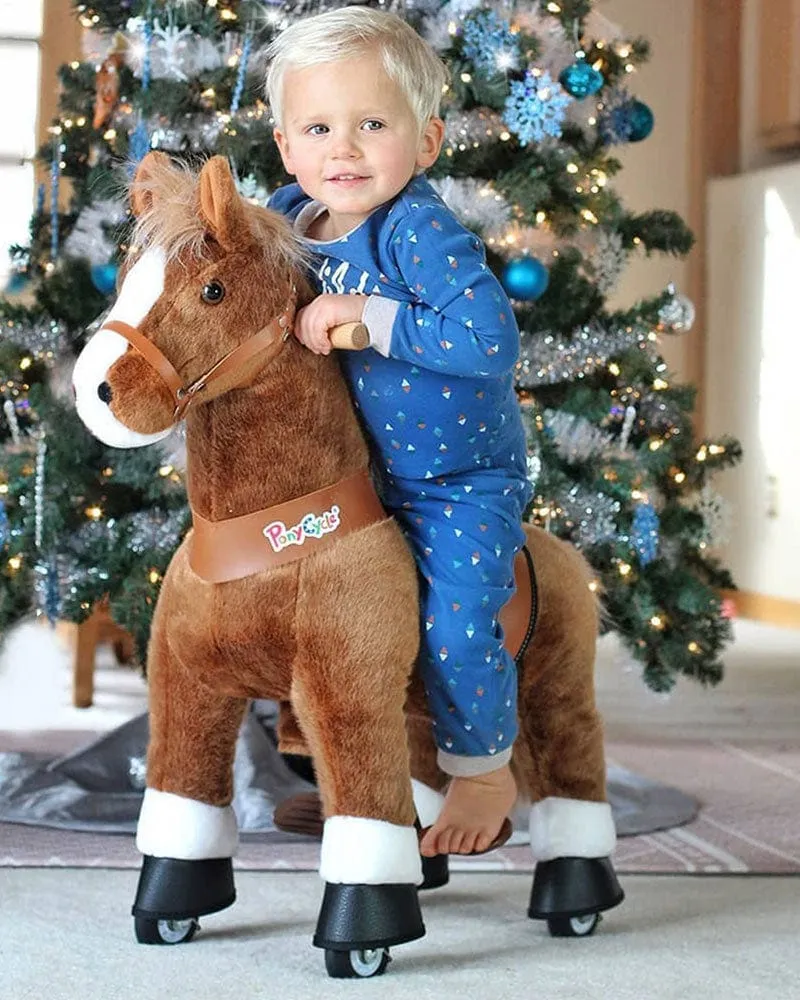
left=437, top=746, right=514, bottom=778
left=361, top=295, right=400, bottom=358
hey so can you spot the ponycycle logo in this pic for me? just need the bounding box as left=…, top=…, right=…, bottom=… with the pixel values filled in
left=262, top=505, right=342, bottom=553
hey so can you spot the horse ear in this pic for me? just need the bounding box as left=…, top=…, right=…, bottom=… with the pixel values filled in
left=130, top=151, right=171, bottom=217
left=198, top=156, right=250, bottom=250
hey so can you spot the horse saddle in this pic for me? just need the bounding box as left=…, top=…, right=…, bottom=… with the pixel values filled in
left=189, top=467, right=539, bottom=664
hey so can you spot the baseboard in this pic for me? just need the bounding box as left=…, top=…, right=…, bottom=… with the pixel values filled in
left=723, top=589, right=800, bottom=630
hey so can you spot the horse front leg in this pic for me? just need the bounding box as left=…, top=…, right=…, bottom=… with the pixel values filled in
left=292, top=534, right=425, bottom=963
left=131, top=595, right=248, bottom=945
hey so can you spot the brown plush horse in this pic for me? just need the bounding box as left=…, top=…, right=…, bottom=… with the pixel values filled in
left=72, top=153, right=622, bottom=979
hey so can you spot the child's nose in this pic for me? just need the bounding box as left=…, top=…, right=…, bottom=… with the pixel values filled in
left=331, top=134, right=361, bottom=158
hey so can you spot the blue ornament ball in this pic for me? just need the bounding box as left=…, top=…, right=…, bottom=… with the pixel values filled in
left=4, top=270, right=30, bottom=296
left=628, top=100, right=654, bottom=142
left=502, top=257, right=550, bottom=301
left=91, top=262, right=119, bottom=296
left=559, top=60, right=604, bottom=99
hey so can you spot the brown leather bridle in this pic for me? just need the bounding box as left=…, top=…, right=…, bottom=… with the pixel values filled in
left=101, top=287, right=297, bottom=423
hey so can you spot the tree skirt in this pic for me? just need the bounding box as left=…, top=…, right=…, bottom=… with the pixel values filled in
left=0, top=702, right=699, bottom=843
left=0, top=706, right=697, bottom=838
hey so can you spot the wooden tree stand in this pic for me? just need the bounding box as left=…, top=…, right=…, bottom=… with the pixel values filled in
left=56, top=599, right=136, bottom=708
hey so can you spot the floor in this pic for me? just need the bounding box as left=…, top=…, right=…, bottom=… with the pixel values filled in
left=1, top=616, right=799, bottom=998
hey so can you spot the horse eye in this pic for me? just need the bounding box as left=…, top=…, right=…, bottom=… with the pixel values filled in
left=201, top=280, right=225, bottom=304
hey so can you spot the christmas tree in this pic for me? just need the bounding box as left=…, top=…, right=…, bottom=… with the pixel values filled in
left=0, top=0, right=741, bottom=691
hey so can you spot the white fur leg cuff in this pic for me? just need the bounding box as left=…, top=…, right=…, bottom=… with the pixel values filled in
left=411, top=779, right=446, bottom=828
left=136, top=788, right=239, bottom=860
left=529, top=797, right=616, bottom=862
left=319, top=816, right=422, bottom=885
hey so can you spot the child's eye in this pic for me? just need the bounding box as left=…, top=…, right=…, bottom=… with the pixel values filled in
left=306, top=124, right=329, bottom=136
left=362, top=120, right=385, bottom=132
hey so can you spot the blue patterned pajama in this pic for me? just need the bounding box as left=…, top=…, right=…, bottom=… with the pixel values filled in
left=270, top=176, right=532, bottom=774
left=383, top=471, right=528, bottom=769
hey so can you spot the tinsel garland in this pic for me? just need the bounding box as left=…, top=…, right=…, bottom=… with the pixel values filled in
left=429, top=176, right=511, bottom=232
left=0, top=317, right=70, bottom=363
left=544, top=409, right=614, bottom=464
left=64, top=199, right=128, bottom=267
left=442, top=106, right=506, bottom=150
left=552, top=483, right=622, bottom=548
left=516, top=322, right=656, bottom=389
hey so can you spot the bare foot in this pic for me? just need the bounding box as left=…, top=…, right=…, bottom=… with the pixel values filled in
left=419, top=765, right=517, bottom=857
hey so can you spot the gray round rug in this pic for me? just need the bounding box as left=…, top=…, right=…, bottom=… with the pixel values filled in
left=0, top=708, right=699, bottom=838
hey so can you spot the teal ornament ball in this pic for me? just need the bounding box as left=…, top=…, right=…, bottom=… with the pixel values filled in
left=501, top=257, right=550, bottom=300
left=91, top=262, right=119, bottom=296
left=4, top=270, right=30, bottom=295
left=628, top=100, right=654, bottom=142
left=559, top=60, right=604, bottom=99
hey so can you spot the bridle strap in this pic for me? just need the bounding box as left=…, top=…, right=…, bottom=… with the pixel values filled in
left=102, top=293, right=296, bottom=422
left=104, top=320, right=184, bottom=400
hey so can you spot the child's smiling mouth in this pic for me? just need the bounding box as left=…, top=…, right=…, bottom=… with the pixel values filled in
left=327, top=174, right=370, bottom=186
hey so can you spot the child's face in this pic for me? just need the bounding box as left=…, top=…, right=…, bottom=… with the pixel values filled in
left=273, top=51, right=443, bottom=237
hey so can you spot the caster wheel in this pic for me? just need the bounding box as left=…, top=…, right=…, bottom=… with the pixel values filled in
left=547, top=912, right=600, bottom=938
left=324, top=947, right=391, bottom=978
left=134, top=916, right=199, bottom=945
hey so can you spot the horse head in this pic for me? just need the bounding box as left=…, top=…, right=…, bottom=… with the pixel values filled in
left=73, top=152, right=308, bottom=447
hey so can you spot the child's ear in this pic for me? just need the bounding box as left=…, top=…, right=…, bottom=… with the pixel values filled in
left=416, top=117, right=444, bottom=171
left=273, top=128, right=295, bottom=175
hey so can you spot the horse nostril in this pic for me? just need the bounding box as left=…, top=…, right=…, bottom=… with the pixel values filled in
left=97, top=381, right=113, bottom=404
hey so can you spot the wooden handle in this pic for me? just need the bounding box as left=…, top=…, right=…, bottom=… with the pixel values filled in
left=329, top=322, right=369, bottom=350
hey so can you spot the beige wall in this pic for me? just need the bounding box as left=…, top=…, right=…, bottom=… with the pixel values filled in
left=601, top=0, right=695, bottom=378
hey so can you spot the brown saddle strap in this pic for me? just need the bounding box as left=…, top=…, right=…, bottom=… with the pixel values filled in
left=189, top=468, right=387, bottom=583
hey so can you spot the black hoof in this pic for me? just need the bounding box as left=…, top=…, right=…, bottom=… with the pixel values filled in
left=313, top=882, right=425, bottom=951
left=132, top=855, right=235, bottom=922
left=419, top=852, right=449, bottom=890
left=528, top=856, right=624, bottom=921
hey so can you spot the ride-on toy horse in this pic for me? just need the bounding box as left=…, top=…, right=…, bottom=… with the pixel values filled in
left=72, top=153, right=623, bottom=978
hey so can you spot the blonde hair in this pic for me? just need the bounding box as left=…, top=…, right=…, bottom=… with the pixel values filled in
left=264, top=6, right=448, bottom=131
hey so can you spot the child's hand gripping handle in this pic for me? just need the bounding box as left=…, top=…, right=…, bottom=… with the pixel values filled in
left=329, top=322, right=369, bottom=351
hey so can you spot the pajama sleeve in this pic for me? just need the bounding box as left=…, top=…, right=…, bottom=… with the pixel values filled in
left=361, top=204, right=520, bottom=378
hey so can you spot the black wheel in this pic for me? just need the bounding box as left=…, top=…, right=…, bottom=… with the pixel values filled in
left=324, top=947, right=391, bottom=978
left=134, top=916, right=199, bottom=945
left=547, top=912, right=600, bottom=938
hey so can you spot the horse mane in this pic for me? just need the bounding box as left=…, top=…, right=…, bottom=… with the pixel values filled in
left=128, top=156, right=308, bottom=273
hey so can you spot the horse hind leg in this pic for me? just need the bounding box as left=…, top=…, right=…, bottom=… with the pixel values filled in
left=515, top=527, right=624, bottom=934
left=132, top=617, right=248, bottom=944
